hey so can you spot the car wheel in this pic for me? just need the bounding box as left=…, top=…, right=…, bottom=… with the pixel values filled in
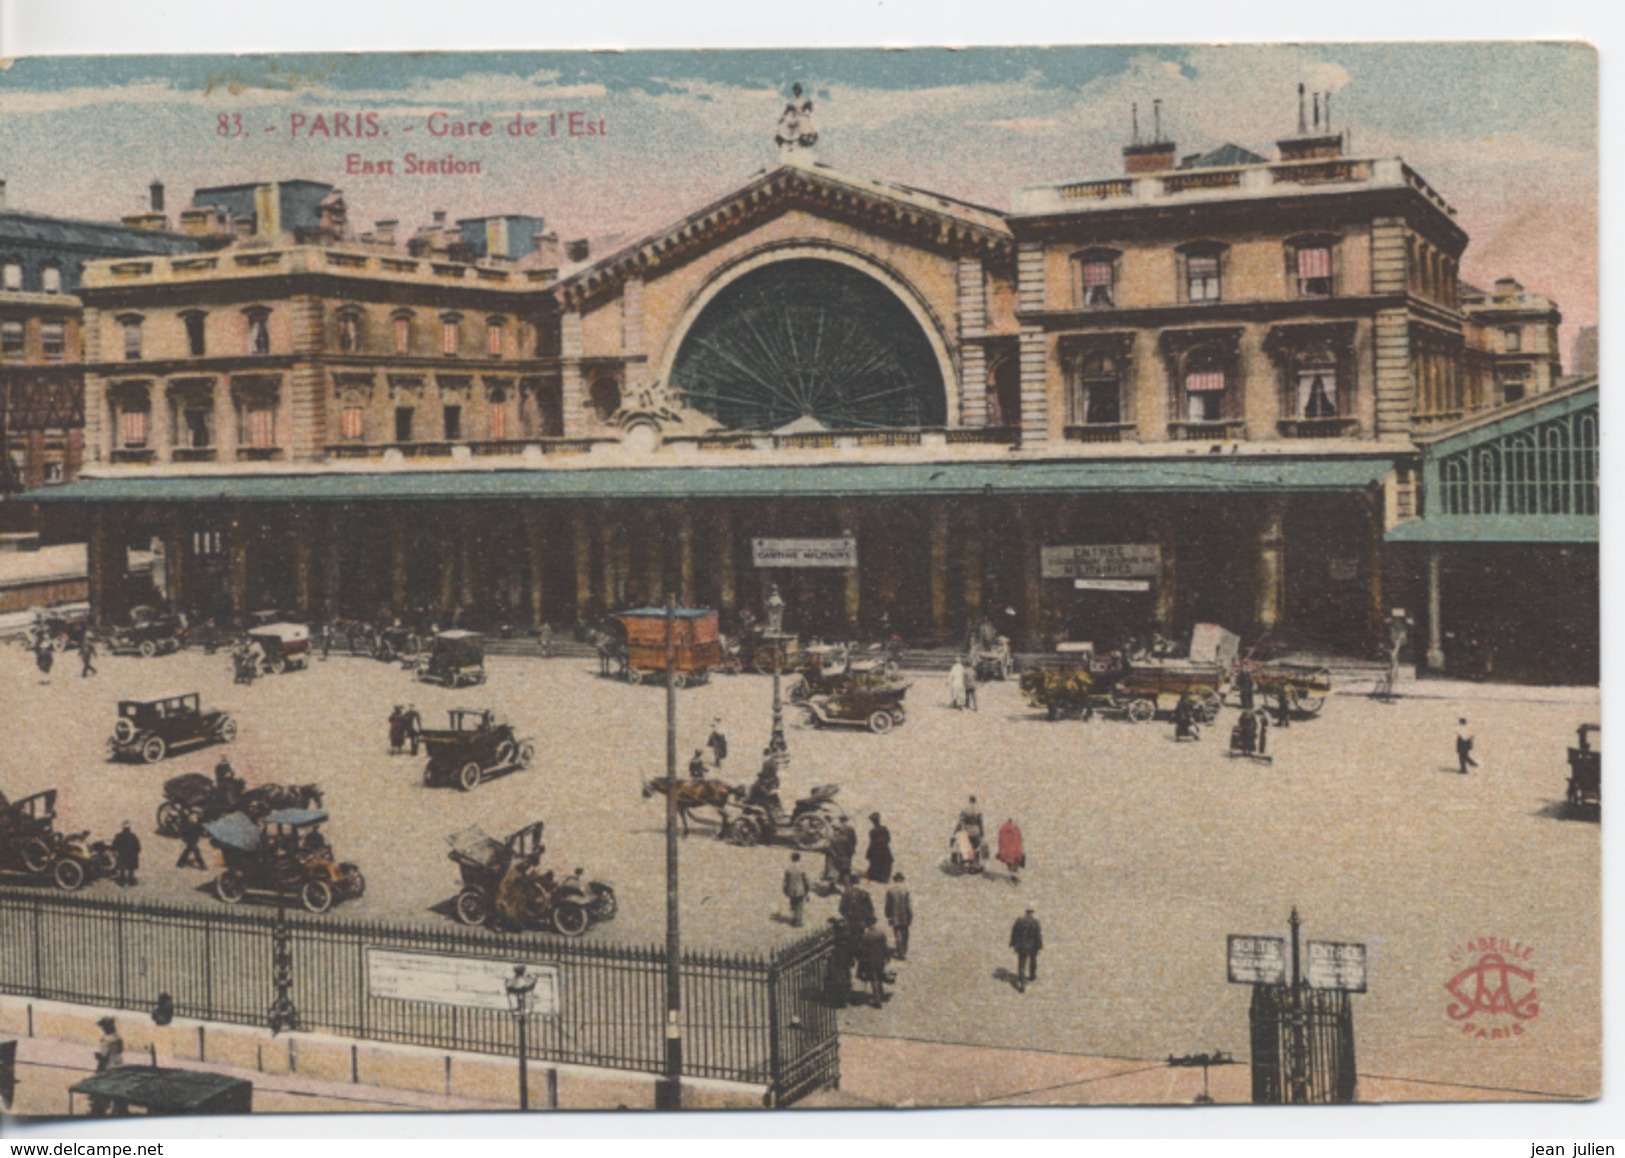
left=20, top=837, right=54, bottom=875
left=138, top=639, right=158, bottom=659
left=141, top=735, right=168, bottom=763
left=867, top=710, right=894, bottom=735
left=215, top=871, right=246, bottom=904
left=113, top=718, right=136, bottom=744
left=53, top=858, right=86, bottom=891
left=156, top=802, right=186, bottom=836
left=794, top=814, right=830, bottom=850
left=1128, top=698, right=1156, bottom=724
left=592, top=886, right=618, bottom=921
left=341, top=864, right=365, bottom=899
left=516, top=741, right=536, bottom=770
left=626, top=668, right=643, bottom=686
left=301, top=879, right=334, bottom=914
left=267, top=656, right=286, bottom=675
left=551, top=902, right=589, bottom=937
left=457, top=762, right=483, bottom=792
left=726, top=816, right=761, bottom=847
left=455, top=889, right=490, bottom=926
left=216, top=716, right=239, bottom=743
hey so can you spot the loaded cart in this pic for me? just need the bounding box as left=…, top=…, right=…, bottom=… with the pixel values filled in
left=614, top=607, right=722, bottom=687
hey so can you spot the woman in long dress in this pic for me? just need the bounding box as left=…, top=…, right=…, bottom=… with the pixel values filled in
left=947, top=658, right=967, bottom=709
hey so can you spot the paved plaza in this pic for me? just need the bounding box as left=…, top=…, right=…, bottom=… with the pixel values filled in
left=0, top=642, right=1600, bottom=1102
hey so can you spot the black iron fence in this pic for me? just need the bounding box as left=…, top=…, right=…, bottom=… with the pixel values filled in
left=1247, top=982, right=1356, bottom=1104
left=0, top=890, right=838, bottom=1105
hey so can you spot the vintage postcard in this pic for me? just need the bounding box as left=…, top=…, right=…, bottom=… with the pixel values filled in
left=0, top=43, right=1599, bottom=1120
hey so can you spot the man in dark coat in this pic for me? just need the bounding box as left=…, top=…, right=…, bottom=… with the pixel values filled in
left=884, top=873, right=913, bottom=960
left=864, top=812, right=893, bottom=884
left=840, top=881, right=876, bottom=930
left=1255, top=709, right=1270, bottom=756
left=782, top=852, right=810, bottom=927
left=111, top=822, right=141, bottom=887
left=175, top=820, right=207, bottom=870
left=1274, top=686, right=1292, bottom=729
left=824, top=919, right=855, bottom=1008
left=856, top=918, right=891, bottom=1008
left=79, top=638, right=97, bottom=678
left=706, top=719, right=728, bottom=771
left=827, top=819, right=857, bottom=889
left=1236, top=666, right=1255, bottom=711
left=1010, top=907, right=1043, bottom=993
left=688, top=749, right=709, bottom=779
left=403, top=705, right=424, bottom=756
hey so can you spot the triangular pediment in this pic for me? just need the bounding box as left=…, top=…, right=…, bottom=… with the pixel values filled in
left=556, top=163, right=1014, bottom=307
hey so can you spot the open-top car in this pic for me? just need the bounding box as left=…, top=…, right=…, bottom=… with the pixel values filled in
left=416, top=630, right=486, bottom=688
left=108, top=693, right=237, bottom=763
left=420, top=708, right=535, bottom=790
left=106, top=606, right=183, bottom=659
left=204, top=808, right=364, bottom=913
left=445, top=820, right=617, bottom=935
left=0, top=789, right=114, bottom=890
left=246, top=623, right=310, bottom=674
left=34, top=603, right=92, bottom=651
left=799, top=683, right=910, bottom=734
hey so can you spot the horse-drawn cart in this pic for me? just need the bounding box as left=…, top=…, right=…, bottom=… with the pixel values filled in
left=1244, top=662, right=1334, bottom=715
left=614, top=607, right=721, bottom=687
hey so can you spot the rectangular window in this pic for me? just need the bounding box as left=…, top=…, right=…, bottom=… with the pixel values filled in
left=43, top=461, right=64, bottom=483
left=184, top=313, right=206, bottom=357
left=2, top=263, right=20, bottom=292
left=489, top=402, right=507, bottom=441
left=1184, top=370, right=1226, bottom=423
left=42, top=266, right=61, bottom=294
left=1502, top=378, right=1526, bottom=404
left=1187, top=254, right=1221, bottom=302
left=240, top=405, right=276, bottom=448
left=443, top=405, right=462, bottom=440
left=339, top=314, right=361, bottom=354
left=487, top=322, right=504, bottom=357
left=340, top=406, right=366, bottom=440
left=394, top=316, right=412, bottom=354
left=1, top=321, right=22, bottom=358
left=395, top=406, right=415, bottom=442
left=1296, top=368, right=1338, bottom=418
left=123, top=319, right=142, bottom=360
left=1502, top=327, right=1522, bottom=353
left=183, top=407, right=211, bottom=448
left=1081, top=261, right=1114, bottom=307
left=247, top=314, right=271, bottom=355
left=1296, top=247, right=1333, bottom=298
left=1083, top=383, right=1120, bottom=425
left=441, top=319, right=459, bottom=356
left=40, top=321, right=64, bottom=359
left=121, top=408, right=149, bottom=447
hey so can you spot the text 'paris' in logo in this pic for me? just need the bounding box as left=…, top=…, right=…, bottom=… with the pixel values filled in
left=1445, top=937, right=1539, bottom=1041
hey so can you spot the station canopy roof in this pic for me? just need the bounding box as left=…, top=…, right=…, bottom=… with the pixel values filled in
left=31, top=457, right=1397, bottom=505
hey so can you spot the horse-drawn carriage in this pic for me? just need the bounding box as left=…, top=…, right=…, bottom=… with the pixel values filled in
left=415, top=630, right=486, bottom=688
left=970, top=635, right=1015, bottom=682
left=0, top=789, right=114, bottom=890
left=1242, top=662, right=1334, bottom=716
left=611, top=607, right=722, bottom=687
left=204, top=808, right=364, bottom=913
left=445, top=821, right=617, bottom=935
left=1567, top=724, right=1600, bottom=811
left=1020, top=645, right=1225, bottom=724
left=722, top=783, right=847, bottom=850
left=789, top=644, right=905, bottom=703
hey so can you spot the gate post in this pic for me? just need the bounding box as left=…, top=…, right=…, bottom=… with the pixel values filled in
left=765, top=954, right=783, bottom=1108
left=268, top=903, right=299, bottom=1034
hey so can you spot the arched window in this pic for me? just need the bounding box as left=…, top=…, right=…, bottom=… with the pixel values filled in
left=1071, top=248, right=1120, bottom=309
left=589, top=376, right=621, bottom=423
left=1070, top=350, right=1123, bottom=426
left=1181, top=345, right=1229, bottom=423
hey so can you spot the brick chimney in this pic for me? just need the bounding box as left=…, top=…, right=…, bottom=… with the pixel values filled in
left=1494, top=278, right=1523, bottom=301
left=1277, top=84, right=1345, bottom=161
left=1122, top=99, right=1175, bottom=174
left=565, top=238, right=591, bottom=263
left=374, top=219, right=397, bottom=246
left=149, top=179, right=165, bottom=212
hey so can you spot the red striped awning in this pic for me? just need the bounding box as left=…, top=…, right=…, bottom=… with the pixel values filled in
left=489, top=403, right=507, bottom=441
left=121, top=409, right=148, bottom=447
left=1081, top=261, right=1113, bottom=287
left=340, top=407, right=365, bottom=440
left=1185, top=370, right=1226, bottom=393
left=1297, top=247, right=1333, bottom=279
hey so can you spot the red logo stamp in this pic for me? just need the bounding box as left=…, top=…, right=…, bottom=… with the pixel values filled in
left=1445, top=937, right=1539, bottom=1040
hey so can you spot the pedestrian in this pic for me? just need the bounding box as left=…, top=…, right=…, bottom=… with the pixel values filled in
left=403, top=704, right=423, bottom=755
left=884, top=872, right=913, bottom=960
left=782, top=852, right=810, bottom=927
left=89, top=1016, right=125, bottom=1115
left=688, top=748, right=709, bottom=779
left=956, top=795, right=986, bottom=870
left=79, top=637, right=97, bottom=678
left=388, top=706, right=406, bottom=755
left=1275, top=685, right=1292, bottom=729
left=537, top=622, right=553, bottom=659
left=1255, top=708, right=1270, bottom=756
left=1238, top=709, right=1257, bottom=757
left=963, top=659, right=979, bottom=711
left=824, top=919, right=855, bottom=1008
left=947, top=656, right=967, bottom=709
left=839, top=879, right=876, bottom=929
left=320, top=622, right=333, bottom=659
left=864, top=812, right=893, bottom=884
left=828, top=818, right=858, bottom=890
left=706, top=718, right=728, bottom=771
left=856, top=918, right=891, bottom=1008
left=996, top=817, right=1026, bottom=884
left=175, top=820, right=207, bottom=870
left=111, top=822, right=141, bottom=887
left=34, top=640, right=53, bottom=683
left=1173, top=693, right=1200, bottom=741
left=1236, top=665, right=1255, bottom=711
left=1456, top=717, right=1479, bottom=775
left=1010, top=906, right=1043, bottom=994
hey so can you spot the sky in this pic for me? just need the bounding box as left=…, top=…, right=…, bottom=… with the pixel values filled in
left=0, top=43, right=1599, bottom=349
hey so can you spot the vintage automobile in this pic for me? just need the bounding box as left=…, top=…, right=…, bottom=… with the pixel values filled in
left=106, top=607, right=183, bottom=659
left=204, top=808, right=364, bottom=913
left=246, top=623, right=311, bottom=674
left=970, top=636, right=1016, bottom=682
left=416, top=630, right=486, bottom=688
left=108, top=693, right=237, bottom=763
left=799, top=683, right=910, bottom=734
left=787, top=645, right=903, bottom=703
left=613, top=607, right=722, bottom=687
left=1567, top=723, right=1601, bottom=811
left=420, top=708, right=536, bottom=790
left=371, top=623, right=421, bottom=662
left=0, top=789, right=115, bottom=890
left=446, top=820, right=617, bottom=935
left=34, top=603, right=92, bottom=651
left=722, top=783, right=847, bottom=849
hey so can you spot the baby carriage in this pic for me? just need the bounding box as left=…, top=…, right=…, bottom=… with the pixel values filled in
left=948, top=825, right=988, bottom=874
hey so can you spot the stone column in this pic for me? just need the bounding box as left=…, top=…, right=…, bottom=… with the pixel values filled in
left=88, top=510, right=118, bottom=625
left=1017, top=504, right=1043, bottom=650
left=1148, top=505, right=1178, bottom=632
left=1015, top=241, right=1050, bottom=446
left=560, top=308, right=587, bottom=437
left=323, top=521, right=341, bottom=617
left=601, top=518, right=618, bottom=609
left=875, top=511, right=899, bottom=629
left=1256, top=498, right=1288, bottom=635
left=957, top=257, right=989, bottom=428
left=458, top=514, right=476, bottom=607
left=1426, top=547, right=1445, bottom=670
left=716, top=508, right=736, bottom=617
left=214, top=378, right=237, bottom=462
left=439, top=521, right=457, bottom=614
left=929, top=502, right=951, bottom=641
left=164, top=518, right=188, bottom=613
left=390, top=518, right=408, bottom=612
left=960, top=503, right=983, bottom=623
left=677, top=505, right=695, bottom=607
left=572, top=507, right=594, bottom=622
left=838, top=502, right=861, bottom=632
left=293, top=511, right=314, bottom=615
left=527, top=507, right=547, bottom=630
left=151, top=383, right=173, bottom=464
left=641, top=509, right=666, bottom=603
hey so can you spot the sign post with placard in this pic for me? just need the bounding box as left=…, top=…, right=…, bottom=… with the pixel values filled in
left=1227, top=934, right=1287, bottom=985
left=1306, top=940, right=1369, bottom=993
left=1041, top=543, right=1160, bottom=581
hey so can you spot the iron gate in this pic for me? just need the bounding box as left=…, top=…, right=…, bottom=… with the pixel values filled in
left=1248, top=982, right=1356, bottom=1104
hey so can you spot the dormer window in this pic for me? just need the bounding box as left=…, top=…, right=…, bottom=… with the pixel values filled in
left=1072, top=249, right=1119, bottom=309
left=1, top=261, right=20, bottom=292
left=243, top=307, right=271, bottom=356
left=41, top=264, right=61, bottom=294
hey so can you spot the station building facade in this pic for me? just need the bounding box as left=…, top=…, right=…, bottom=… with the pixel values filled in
left=34, top=123, right=1580, bottom=663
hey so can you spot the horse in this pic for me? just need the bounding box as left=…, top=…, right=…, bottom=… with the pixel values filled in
left=240, top=783, right=324, bottom=819
left=641, top=777, right=737, bottom=836
left=590, top=629, right=627, bottom=677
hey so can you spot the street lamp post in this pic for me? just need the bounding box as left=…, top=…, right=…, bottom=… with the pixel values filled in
left=505, top=964, right=538, bottom=1111
left=656, top=593, right=683, bottom=1110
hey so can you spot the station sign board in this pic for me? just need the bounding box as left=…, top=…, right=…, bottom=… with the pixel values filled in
left=1306, top=940, right=1369, bottom=993
left=1042, top=543, right=1160, bottom=580
left=752, top=537, right=858, bottom=568
left=1227, top=934, right=1287, bottom=985
left=1073, top=578, right=1151, bottom=592
left=366, top=948, right=560, bottom=1014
